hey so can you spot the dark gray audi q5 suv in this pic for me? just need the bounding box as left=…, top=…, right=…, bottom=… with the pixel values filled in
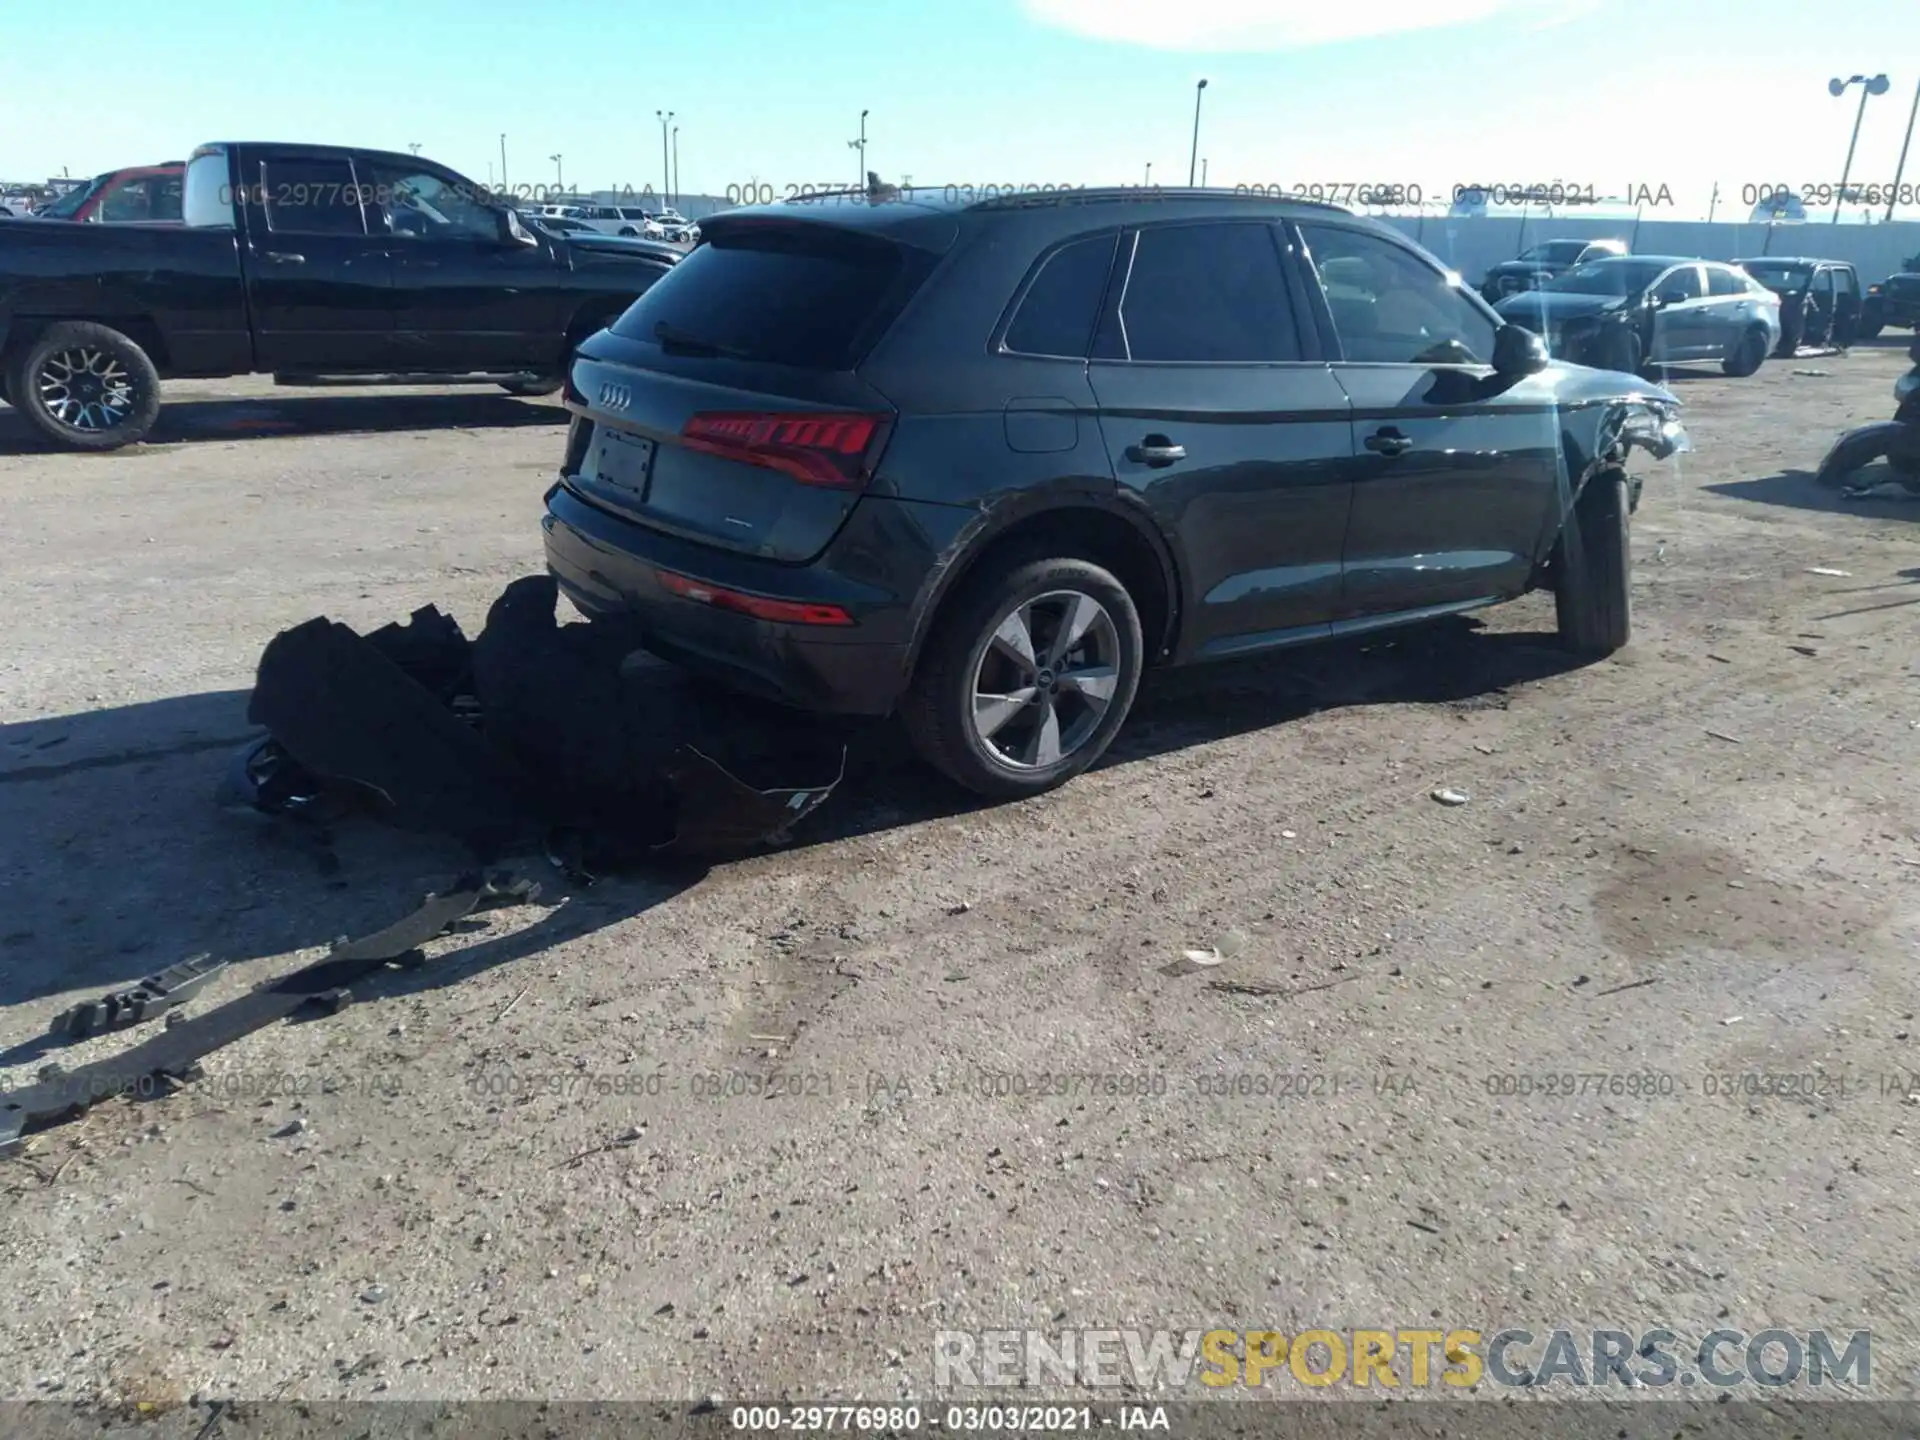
left=542, top=185, right=1691, bottom=798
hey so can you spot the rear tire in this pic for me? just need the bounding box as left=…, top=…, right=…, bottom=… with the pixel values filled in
left=1554, top=472, right=1631, bottom=656
left=1722, top=326, right=1768, bottom=377
left=499, top=375, right=563, bottom=397
left=902, top=555, right=1144, bottom=799
left=7, top=321, right=162, bottom=451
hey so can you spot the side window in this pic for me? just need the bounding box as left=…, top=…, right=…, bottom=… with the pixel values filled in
left=1706, top=267, right=1749, bottom=297
left=150, top=174, right=183, bottom=222
left=259, top=157, right=366, bottom=236
left=1810, top=268, right=1836, bottom=300
left=1297, top=223, right=1497, bottom=365
left=1654, top=266, right=1702, bottom=302
left=1833, top=268, right=1858, bottom=298
left=1003, top=233, right=1118, bottom=358
left=97, top=178, right=152, bottom=222
left=1113, top=222, right=1303, bottom=363
left=362, top=163, right=498, bottom=242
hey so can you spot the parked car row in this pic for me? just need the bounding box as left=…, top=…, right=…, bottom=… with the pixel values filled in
left=1478, top=238, right=1920, bottom=367
left=528, top=201, right=701, bottom=243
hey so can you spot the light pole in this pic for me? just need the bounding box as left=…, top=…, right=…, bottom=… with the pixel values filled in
left=1144, top=161, right=1152, bottom=186
left=408, top=142, right=421, bottom=156
left=656, top=110, right=674, bottom=206
left=1890, top=76, right=1920, bottom=222
left=1829, top=73, right=1891, bottom=223
left=550, top=153, right=563, bottom=193
left=499, top=133, right=508, bottom=190
left=849, top=109, right=869, bottom=188
left=1188, top=78, right=1208, bottom=187
left=1201, top=157, right=1208, bottom=187
left=672, top=126, right=680, bottom=208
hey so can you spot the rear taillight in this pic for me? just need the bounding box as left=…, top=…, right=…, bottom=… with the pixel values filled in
left=656, top=569, right=854, bottom=626
left=680, top=411, right=887, bottom=488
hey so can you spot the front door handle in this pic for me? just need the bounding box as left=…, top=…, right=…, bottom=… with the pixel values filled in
left=1365, top=426, right=1413, bottom=457
left=262, top=251, right=306, bottom=264
left=1129, top=434, right=1186, bottom=467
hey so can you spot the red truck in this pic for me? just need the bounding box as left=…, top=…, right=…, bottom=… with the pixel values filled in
left=28, top=164, right=184, bottom=223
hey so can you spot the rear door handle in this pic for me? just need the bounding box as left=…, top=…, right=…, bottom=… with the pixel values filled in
left=1129, top=435, right=1186, bottom=467
left=262, top=251, right=306, bottom=264
left=1365, top=426, right=1413, bottom=457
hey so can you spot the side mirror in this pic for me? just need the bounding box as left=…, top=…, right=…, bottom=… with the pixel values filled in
left=1492, top=323, right=1550, bottom=376
left=502, top=209, right=538, bottom=247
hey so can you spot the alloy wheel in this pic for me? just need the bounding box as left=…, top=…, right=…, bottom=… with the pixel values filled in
left=37, top=346, right=136, bottom=432
left=968, top=589, right=1121, bottom=770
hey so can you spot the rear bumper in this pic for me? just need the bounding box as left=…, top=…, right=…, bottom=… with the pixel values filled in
left=541, top=482, right=974, bottom=716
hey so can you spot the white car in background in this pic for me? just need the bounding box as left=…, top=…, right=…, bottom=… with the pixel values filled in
left=643, top=208, right=698, bottom=242
left=581, top=203, right=656, bottom=237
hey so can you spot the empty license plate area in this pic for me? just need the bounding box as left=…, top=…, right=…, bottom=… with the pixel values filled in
left=586, top=427, right=657, bottom=498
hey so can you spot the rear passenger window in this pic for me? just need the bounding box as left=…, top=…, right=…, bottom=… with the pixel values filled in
left=1707, top=267, right=1749, bottom=297
left=258, top=157, right=365, bottom=236
left=1114, top=223, right=1302, bottom=363
left=1003, top=234, right=1117, bottom=358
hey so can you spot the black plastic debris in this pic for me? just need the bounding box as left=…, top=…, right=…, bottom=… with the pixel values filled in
left=0, top=873, right=537, bottom=1157
left=232, top=575, right=844, bottom=867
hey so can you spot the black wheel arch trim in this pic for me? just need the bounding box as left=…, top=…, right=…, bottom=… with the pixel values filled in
left=900, top=487, right=1184, bottom=682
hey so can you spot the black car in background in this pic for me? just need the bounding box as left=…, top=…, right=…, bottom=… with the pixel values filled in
left=1479, top=237, right=1627, bottom=302
left=0, top=142, right=678, bottom=449
left=1732, top=257, right=1863, bottom=354
left=1494, top=255, right=1780, bottom=376
left=1863, top=255, right=1920, bottom=336
left=542, top=188, right=1691, bottom=797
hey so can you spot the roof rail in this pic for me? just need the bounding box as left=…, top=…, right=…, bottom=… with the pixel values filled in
left=967, top=184, right=1353, bottom=214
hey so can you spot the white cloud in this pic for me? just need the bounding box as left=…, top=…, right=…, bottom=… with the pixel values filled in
left=1023, top=0, right=1601, bottom=51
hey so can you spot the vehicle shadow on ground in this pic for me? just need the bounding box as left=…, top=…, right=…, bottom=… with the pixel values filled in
left=0, top=614, right=1576, bottom=1023
left=803, top=615, right=1583, bottom=846
left=1708, top=466, right=1920, bottom=520
left=0, top=391, right=565, bottom=456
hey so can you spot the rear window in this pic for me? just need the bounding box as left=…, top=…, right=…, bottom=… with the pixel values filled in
left=611, top=225, right=922, bottom=369
left=1003, top=233, right=1118, bottom=358
left=1706, top=267, right=1750, bottom=297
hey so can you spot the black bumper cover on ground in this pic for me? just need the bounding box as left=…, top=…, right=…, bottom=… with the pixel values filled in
left=236, top=575, right=845, bottom=870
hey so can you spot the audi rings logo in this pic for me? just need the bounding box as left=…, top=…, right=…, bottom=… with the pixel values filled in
left=598, top=382, right=632, bottom=412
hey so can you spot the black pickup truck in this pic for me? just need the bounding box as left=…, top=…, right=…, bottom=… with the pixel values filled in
left=0, top=142, right=679, bottom=450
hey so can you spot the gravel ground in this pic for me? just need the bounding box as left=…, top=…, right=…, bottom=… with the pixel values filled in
left=0, top=349, right=1916, bottom=1415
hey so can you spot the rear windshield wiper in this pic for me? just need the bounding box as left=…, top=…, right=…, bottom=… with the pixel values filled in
left=652, top=321, right=752, bottom=360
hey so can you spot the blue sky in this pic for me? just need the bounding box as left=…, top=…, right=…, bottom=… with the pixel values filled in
left=2, top=0, right=1917, bottom=218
